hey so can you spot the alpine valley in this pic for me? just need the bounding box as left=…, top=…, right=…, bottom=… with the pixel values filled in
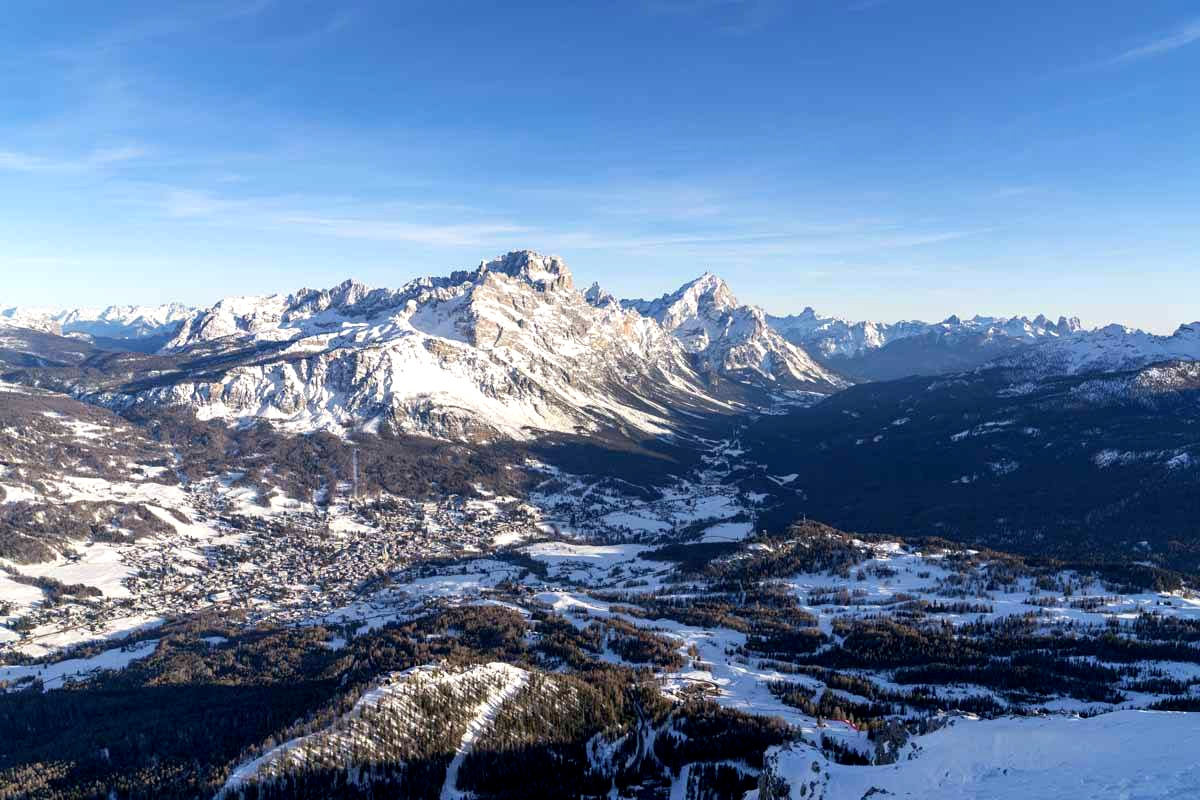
left=3, top=251, right=1200, bottom=800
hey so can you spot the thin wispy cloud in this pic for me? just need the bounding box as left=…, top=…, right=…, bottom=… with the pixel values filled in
left=153, top=185, right=497, bottom=222
left=0, top=145, right=146, bottom=173
left=519, top=182, right=729, bottom=221
left=273, top=216, right=529, bottom=248
left=985, top=185, right=1044, bottom=201
left=646, top=0, right=743, bottom=14
left=1108, top=18, right=1200, bottom=65
left=550, top=227, right=978, bottom=258
left=94, top=0, right=275, bottom=51
left=266, top=9, right=359, bottom=49
left=148, top=178, right=975, bottom=262
left=848, top=0, right=890, bottom=12
left=38, top=0, right=274, bottom=80
left=2, top=255, right=84, bottom=269
left=643, top=0, right=784, bottom=34
left=88, top=145, right=147, bottom=166
left=164, top=188, right=241, bottom=218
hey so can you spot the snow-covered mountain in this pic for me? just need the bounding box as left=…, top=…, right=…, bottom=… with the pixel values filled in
left=770, top=308, right=1081, bottom=360
left=622, top=273, right=846, bottom=392
left=126, top=251, right=731, bottom=441
left=0, top=303, right=194, bottom=342
left=7, top=257, right=1197, bottom=439
left=999, top=321, right=1200, bottom=377
left=767, top=308, right=1085, bottom=381
left=767, top=308, right=930, bottom=359
left=0, top=307, right=60, bottom=335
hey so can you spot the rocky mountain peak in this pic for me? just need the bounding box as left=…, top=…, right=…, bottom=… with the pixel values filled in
left=622, top=274, right=844, bottom=391
left=676, top=271, right=739, bottom=313
left=584, top=282, right=618, bottom=309
left=621, top=271, right=739, bottom=330
left=1175, top=321, right=1200, bottom=337
left=1057, top=315, right=1082, bottom=334
left=286, top=278, right=374, bottom=318
left=475, top=250, right=573, bottom=292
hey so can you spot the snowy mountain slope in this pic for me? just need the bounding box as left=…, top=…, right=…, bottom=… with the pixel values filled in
left=0, top=382, right=179, bottom=524
left=756, top=710, right=1200, bottom=800
left=0, top=382, right=218, bottom=651
left=56, top=304, right=195, bottom=340
left=220, top=663, right=531, bottom=798
left=770, top=302, right=1200, bottom=384
left=114, top=252, right=733, bottom=441
left=767, top=308, right=930, bottom=359
left=769, top=308, right=1081, bottom=360
left=0, top=303, right=194, bottom=342
left=622, top=273, right=846, bottom=391
left=999, top=321, right=1200, bottom=377
left=0, top=308, right=61, bottom=335
left=769, top=308, right=1084, bottom=381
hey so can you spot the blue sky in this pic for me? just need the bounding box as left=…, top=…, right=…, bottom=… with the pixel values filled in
left=1, top=1, right=1197, bottom=331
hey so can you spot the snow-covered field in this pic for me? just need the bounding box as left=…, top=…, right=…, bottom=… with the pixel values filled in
left=0, top=638, right=159, bottom=690
left=756, top=710, right=1200, bottom=800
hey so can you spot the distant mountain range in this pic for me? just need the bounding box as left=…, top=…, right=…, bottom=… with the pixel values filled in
left=0, top=303, right=195, bottom=352
left=3, top=250, right=1198, bottom=447
left=771, top=307, right=1082, bottom=358
left=0, top=303, right=193, bottom=338
left=769, top=307, right=1086, bottom=381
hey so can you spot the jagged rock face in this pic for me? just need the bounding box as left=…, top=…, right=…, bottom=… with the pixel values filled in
left=165, top=252, right=576, bottom=352
left=624, top=273, right=740, bottom=346
left=583, top=281, right=618, bottom=309
left=131, top=251, right=728, bottom=441
left=623, top=273, right=846, bottom=391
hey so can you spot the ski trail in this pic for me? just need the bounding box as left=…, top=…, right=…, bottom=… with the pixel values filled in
left=440, top=664, right=529, bottom=800
left=669, top=763, right=692, bottom=800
